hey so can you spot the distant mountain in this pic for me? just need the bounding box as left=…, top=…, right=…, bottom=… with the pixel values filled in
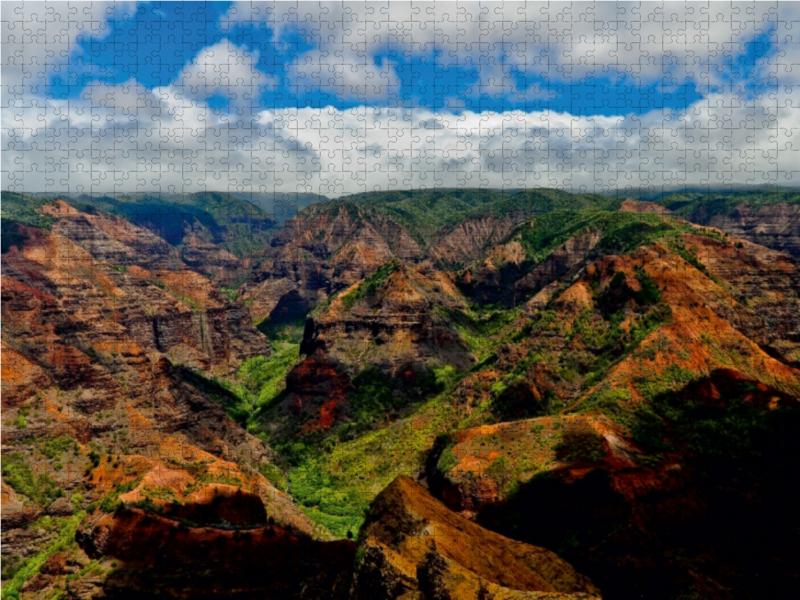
left=227, top=192, right=327, bottom=223
left=653, top=189, right=800, bottom=258
left=1, top=191, right=295, bottom=286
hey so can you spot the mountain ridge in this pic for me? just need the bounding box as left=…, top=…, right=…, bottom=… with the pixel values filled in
left=2, top=189, right=800, bottom=599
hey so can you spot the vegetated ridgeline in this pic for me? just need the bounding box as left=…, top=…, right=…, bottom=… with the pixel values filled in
left=2, top=188, right=800, bottom=600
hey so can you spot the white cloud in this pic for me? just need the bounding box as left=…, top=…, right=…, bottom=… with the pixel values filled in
left=1, top=1, right=137, bottom=102
left=4, top=79, right=800, bottom=195
left=221, top=1, right=796, bottom=97
left=4, top=2, right=800, bottom=196
left=176, top=40, right=275, bottom=103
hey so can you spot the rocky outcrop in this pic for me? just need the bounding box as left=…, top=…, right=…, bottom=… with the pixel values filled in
left=427, top=415, right=628, bottom=513
left=280, top=350, right=354, bottom=432
left=46, top=200, right=183, bottom=271
left=514, top=231, right=603, bottom=298
left=620, top=199, right=673, bottom=215
left=461, top=230, right=603, bottom=306
left=178, top=229, right=247, bottom=285
left=45, top=198, right=268, bottom=284
left=302, top=262, right=473, bottom=374
left=241, top=204, right=425, bottom=324
left=351, top=475, right=601, bottom=600
left=76, top=506, right=355, bottom=599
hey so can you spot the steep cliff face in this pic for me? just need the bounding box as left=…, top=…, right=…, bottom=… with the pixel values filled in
left=303, top=262, right=473, bottom=373
left=0, top=205, right=318, bottom=599
left=427, top=215, right=515, bottom=268
left=351, top=476, right=601, bottom=600
left=241, top=204, right=426, bottom=325
left=43, top=199, right=256, bottom=285
left=696, top=203, right=800, bottom=258
left=1, top=223, right=269, bottom=376
left=44, top=200, right=183, bottom=271
left=679, top=234, right=800, bottom=366
left=710, top=202, right=800, bottom=254
left=177, top=228, right=247, bottom=285
left=658, top=194, right=800, bottom=259
left=242, top=204, right=535, bottom=325
left=265, top=262, right=473, bottom=436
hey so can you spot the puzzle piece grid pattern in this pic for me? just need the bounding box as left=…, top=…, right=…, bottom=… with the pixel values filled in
left=0, top=2, right=797, bottom=507
left=4, top=1, right=800, bottom=195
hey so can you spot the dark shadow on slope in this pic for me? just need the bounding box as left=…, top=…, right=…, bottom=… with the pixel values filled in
left=475, top=371, right=800, bottom=600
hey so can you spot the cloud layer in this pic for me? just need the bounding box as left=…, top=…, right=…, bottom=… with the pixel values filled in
left=3, top=1, right=800, bottom=196
left=5, top=82, right=798, bottom=195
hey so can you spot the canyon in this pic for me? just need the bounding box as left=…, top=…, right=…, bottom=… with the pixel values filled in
left=2, top=188, right=800, bottom=600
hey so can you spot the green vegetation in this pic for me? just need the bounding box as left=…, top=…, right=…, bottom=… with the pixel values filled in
left=98, top=479, right=143, bottom=513
left=554, top=429, right=606, bottom=464
left=627, top=371, right=794, bottom=462
left=0, top=190, right=279, bottom=259
left=485, top=455, right=515, bottom=491
left=184, top=341, right=301, bottom=431
left=438, top=305, right=519, bottom=360
left=0, top=192, right=58, bottom=253
left=235, top=344, right=301, bottom=419
left=38, top=436, right=77, bottom=460
left=220, top=287, right=240, bottom=302
left=256, top=314, right=306, bottom=344
left=308, top=188, right=617, bottom=249
left=514, top=209, right=694, bottom=265
left=667, top=239, right=711, bottom=276
left=433, top=434, right=458, bottom=474
left=340, top=259, right=399, bottom=310
left=285, top=394, right=461, bottom=537
left=1, top=453, right=63, bottom=507
left=657, top=188, right=800, bottom=220
left=287, top=463, right=367, bottom=538
left=634, top=267, right=662, bottom=305
left=349, top=364, right=457, bottom=430
left=0, top=512, right=86, bottom=599
left=259, top=463, right=288, bottom=492
left=499, top=279, right=671, bottom=423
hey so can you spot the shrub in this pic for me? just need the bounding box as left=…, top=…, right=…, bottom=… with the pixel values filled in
left=1, top=453, right=63, bottom=507
left=554, top=429, right=606, bottom=464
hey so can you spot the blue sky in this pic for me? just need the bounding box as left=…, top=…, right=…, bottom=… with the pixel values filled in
left=3, top=1, right=800, bottom=196
left=48, top=1, right=720, bottom=114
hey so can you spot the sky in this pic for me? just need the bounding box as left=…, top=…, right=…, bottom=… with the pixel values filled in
left=2, top=0, right=800, bottom=197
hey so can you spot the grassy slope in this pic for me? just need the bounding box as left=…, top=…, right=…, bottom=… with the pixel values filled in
left=656, top=188, right=800, bottom=220
left=0, top=191, right=59, bottom=252
left=302, top=188, right=620, bottom=247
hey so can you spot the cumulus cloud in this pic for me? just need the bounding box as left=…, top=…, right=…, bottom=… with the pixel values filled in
left=222, top=1, right=800, bottom=100
left=176, top=40, right=275, bottom=104
left=1, top=0, right=137, bottom=101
